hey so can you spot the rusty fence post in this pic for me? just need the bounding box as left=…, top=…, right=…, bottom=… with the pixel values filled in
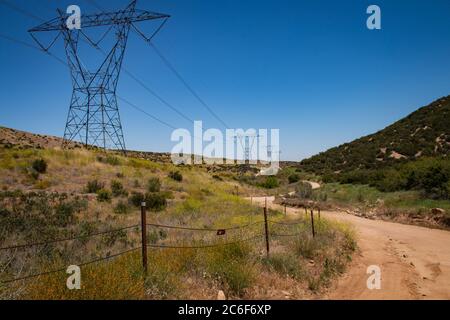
left=310, top=209, right=316, bottom=238
left=263, top=203, right=270, bottom=258
left=141, top=202, right=148, bottom=274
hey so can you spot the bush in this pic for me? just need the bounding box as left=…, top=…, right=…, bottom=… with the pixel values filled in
left=32, top=159, right=47, bottom=174
left=129, top=192, right=145, bottom=207
left=147, top=177, right=161, bottom=193
left=111, top=180, right=127, bottom=197
left=97, top=155, right=120, bottom=166
left=145, top=192, right=167, bottom=211
left=288, top=173, right=300, bottom=184
left=295, top=182, right=313, bottom=199
left=96, top=189, right=111, bottom=202
left=168, top=171, right=183, bottom=182
left=85, top=180, right=104, bottom=194
left=259, top=176, right=279, bottom=189
left=114, top=200, right=129, bottom=214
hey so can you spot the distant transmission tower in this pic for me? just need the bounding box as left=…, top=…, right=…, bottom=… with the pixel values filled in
left=28, top=1, right=169, bottom=150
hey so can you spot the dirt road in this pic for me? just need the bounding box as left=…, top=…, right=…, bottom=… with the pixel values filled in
left=250, top=196, right=450, bottom=300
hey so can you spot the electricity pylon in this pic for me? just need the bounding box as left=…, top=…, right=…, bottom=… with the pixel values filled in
left=28, top=0, right=169, bottom=150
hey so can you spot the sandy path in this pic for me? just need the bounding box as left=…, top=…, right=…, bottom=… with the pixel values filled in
left=249, top=196, right=450, bottom=300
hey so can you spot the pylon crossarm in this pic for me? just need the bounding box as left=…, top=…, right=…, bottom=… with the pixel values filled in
left=28, top=10, right=169, bottom=32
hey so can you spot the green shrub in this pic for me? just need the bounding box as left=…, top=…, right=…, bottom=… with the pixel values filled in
left=168, top=171, right=183, bottom=182
left=288, top=174, right=300, bottom=184
left=147, top=177, right=161, bottom=192
left=129, top=192, right=145, bottom=207
left=32, top=159, right=47, bottom=174
left=114, top=200, right=129, bottom=214
left=97, top=155, right=121, bottom=166
left=111, top=180, right=127, bottom=197
left=259, top=176, right=279, bottom=189
left=85, top=180, right=104, bottom=193
left=96, top=189, right=111, bottom=202
left=145, top=192, right=167, bottom=211
left=295, top=182, right=313, bottom=199
left=53, top=202, right=77, bottom=227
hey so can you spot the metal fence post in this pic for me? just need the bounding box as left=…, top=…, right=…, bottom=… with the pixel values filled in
left=141, top=202, right=148, bottom=274
left=310, top=209, right=316, bottom=238
left=284, top=204, right=287, bottom=216
left=263, top=204, right=270, bottom=258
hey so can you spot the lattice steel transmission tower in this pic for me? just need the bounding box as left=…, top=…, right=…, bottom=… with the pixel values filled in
left=28, top=0, right=169, bottom=150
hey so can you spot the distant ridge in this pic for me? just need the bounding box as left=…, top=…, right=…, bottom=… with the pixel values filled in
left=300, top=95, right=450, bottom=174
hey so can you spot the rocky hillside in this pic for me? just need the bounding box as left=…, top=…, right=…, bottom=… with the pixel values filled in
left=300, top=95, right=450, bottom=174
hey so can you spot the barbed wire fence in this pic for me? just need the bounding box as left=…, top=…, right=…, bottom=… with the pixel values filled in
left=0, top=199, right=320, bottom=285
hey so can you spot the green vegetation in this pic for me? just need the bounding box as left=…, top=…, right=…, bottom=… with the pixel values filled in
left=111, top=180, right=128, bottom=197
left=96, top=189, right=112, bottom=202
left=258, top=176, right=279, bottom=189
left=0, top=134, right=356, bottom=299
left=168, top=171, right=183, bottom=182
left=147, top=177, right=161, bottom=192
left=85, top=179, right=104, bottom=194
left=32, top=158, right=47, bottom=174
left=323, top=157, right=450, bottom=200
left=288, top=173, right=300, bottom=184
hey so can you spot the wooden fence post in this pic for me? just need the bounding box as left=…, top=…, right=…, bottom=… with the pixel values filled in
left=263, top=203, right=270, bottom=258
left=310, top=209, right=316, bottom=238
left=141, top=202, right=148, bottom=274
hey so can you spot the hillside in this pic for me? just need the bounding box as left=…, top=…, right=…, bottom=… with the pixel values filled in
left=300, top=95, right=450, bottom=174
left=0, top=127, right=354, bottom=300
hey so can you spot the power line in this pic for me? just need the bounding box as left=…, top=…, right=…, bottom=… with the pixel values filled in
left=0, top=0, right=46, bottom=22
left=148, top=42, right=230, bottom=129
left=3, top=0, right=195, bottom=128
left=88, top=0, right=228, bottom=128
left=0, top=32, right=183, bottom=133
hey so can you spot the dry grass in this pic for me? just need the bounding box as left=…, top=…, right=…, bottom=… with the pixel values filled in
left=0, top=144, right=355, bottom=300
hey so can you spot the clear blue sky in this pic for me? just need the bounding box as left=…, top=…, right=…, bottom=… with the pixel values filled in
left=1, top=0, right=450, bottom=160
